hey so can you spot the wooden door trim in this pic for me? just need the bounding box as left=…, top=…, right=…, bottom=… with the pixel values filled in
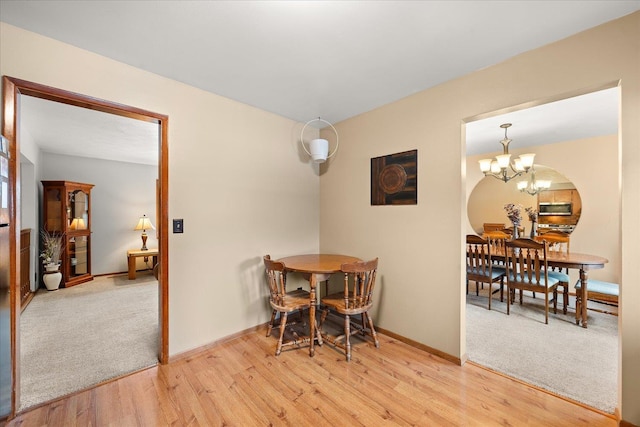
left=1, top=75, right=169, bottom=419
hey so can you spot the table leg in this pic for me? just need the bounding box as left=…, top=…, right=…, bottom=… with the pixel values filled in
left=309, top=273, right=317, bottom=357
left=128, top=255, right=136, bottom=280
left=579, top=269, right=588, bottom=328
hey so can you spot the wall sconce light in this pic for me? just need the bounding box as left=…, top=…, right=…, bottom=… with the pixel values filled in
left=134, top=214, right=155, bottom=251
left=300, top=117, right=339, bottom=163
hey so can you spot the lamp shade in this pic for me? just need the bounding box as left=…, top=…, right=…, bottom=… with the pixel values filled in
left=69, top=218, right=86, bottom=230
left=309, top=138, right=329, bottom=163
left=300, top=118, right=339, bottom=164
left=134, top=215, right=155, bottom=231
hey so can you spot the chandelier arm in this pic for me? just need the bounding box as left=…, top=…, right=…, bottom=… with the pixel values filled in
left=483, top=169, right=526, bottom=183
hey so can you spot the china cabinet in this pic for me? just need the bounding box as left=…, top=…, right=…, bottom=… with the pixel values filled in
left=42, top=180, right=94, bottom=287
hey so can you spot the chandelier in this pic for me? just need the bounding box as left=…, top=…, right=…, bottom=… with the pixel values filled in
left=478, top=123, right=535, bottom=183
left=517, top=166, right=551, bottom=195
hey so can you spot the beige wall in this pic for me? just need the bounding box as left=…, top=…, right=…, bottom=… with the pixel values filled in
left=0, top=23, right=321, bottom=355
left=2, top=10, right=639, bottom=424
left=320, top=12, right=639, bottom=424
left=466, top=134, right=621, bottom=285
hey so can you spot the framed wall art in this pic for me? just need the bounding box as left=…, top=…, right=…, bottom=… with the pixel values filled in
left=371, top=149, right=417, bottom=205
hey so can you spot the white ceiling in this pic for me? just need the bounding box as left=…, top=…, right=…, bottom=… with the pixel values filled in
left=2, top=1, right=635, bottom=164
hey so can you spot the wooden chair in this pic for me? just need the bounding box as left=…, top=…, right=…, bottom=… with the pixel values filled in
left=319, top=258, right=380, bottom=361
left=263, top=255, right=322, bottom=355
left=483, top=222, right=505, bottom=232
left=536, top=230, right=570, bottom=253
left=534, top=231, right=571, bottom=314
left=501, top=225, right=525, bottom=237
left=466, top=235, right=505, bottom=309
left=483, top=230, right=509, bottom=254
left=505, top=238, right=560, bottom=324
left=575, top=279, right=619, bottom=317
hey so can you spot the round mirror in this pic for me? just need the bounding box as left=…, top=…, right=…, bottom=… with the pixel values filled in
left=468, top=164, right=582, bottom=236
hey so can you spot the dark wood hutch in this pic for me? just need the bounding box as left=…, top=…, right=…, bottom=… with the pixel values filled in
left=42, top=180, right=94, bottom=287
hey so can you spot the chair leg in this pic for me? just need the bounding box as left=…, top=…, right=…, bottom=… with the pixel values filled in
left=364, top=312, right=380, bottom=348
left=319, top=308, right=329, bottom=331
left=575, top=290, right=582, bottom=325
left=507, top=286, right=511, bottom=315
left=553, top=288, right=558, bottom=314
left=276, top=312, right=288, bottom=356
left=344, top=314, right=352, bottom=362
left=544, top=292, right=549, bottom=324
left=562, top=283, right=569, bottom=315
left=266, top=309, right=277, bottom=337
left=314, top=317, right=324, bottom=346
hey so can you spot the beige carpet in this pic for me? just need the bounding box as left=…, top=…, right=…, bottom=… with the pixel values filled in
left=466, top=285, right=618, bottom=414
left=19, top=272, right=158, bottom=410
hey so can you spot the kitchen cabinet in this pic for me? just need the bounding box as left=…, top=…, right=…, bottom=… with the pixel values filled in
left=537, top=189, right=582, bottom=226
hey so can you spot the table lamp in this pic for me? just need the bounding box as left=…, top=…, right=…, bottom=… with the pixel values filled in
left=69, top=218, right=86, bottom=230
left=134, top=214, right=155, bottom=250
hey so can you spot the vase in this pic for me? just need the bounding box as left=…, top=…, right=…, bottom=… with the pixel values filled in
left=512, top=223, right=520, bottom=240
left=43, top=271, right=62, bottom=291
left=45, top=263, right=59, bottom=272
left=530, top=221, right=538, bottom=238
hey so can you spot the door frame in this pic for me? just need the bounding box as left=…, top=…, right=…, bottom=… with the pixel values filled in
left=1, top=75, right=169, bottom=418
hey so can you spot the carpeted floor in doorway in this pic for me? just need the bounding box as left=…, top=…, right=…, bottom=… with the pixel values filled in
left=19, top=272, right=158, bottom=410
left=466, top=287, right=618, bottom=414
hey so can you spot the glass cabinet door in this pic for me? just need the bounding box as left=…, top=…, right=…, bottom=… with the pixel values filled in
left=67, top=235, right=89, bottom=279
left=68, top=190, right=89, bottom=230
left=44, top=187, right=63, bottom=232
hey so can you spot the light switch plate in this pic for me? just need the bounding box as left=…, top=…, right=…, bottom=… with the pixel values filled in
left=173, top=219, right=183, bottom=233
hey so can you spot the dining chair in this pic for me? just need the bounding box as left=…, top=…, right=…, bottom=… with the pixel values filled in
left=466, top=235, right=505, bottom=309
left=535, top=231, right=571, bottom=314
left=263, top=255, right=322, bottom=355
left=483, top=230, right=509, bottom=254
left=505, top=238, right=560, bottom=324
left=483, top=222, right=505, bottom=232
left=319, top=258, right=379, bottom=361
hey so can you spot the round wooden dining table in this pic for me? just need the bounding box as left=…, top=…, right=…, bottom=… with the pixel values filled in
left=278, top=254, right=361, bottom=356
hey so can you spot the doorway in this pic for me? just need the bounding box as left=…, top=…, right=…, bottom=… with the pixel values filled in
left=1, top=76, right=169, bottom=418
left=463, top=85, right=620, bottom=413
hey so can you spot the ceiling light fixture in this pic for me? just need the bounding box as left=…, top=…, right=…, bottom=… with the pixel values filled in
left=478, top=123, right=535, bottom=183
left=300, top=117, right=339, bottom=164
left=517, top=166, right=551, bottom=195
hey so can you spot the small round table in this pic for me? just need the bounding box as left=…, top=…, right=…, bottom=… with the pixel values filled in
left=278, top=254, right=361, bottom=356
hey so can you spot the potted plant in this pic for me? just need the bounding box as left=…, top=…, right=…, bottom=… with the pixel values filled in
left=40, top=229, right=64, bottom=290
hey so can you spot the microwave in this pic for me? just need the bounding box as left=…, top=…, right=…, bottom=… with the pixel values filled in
left=538, top=202, right=572, bottom=216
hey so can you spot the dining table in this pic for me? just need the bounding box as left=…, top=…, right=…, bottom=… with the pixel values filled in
left=493, top=249, right=608, bottom=328
left=546, top=251, right=608, bottom=328
left=277, top=254, right=362, bottom=357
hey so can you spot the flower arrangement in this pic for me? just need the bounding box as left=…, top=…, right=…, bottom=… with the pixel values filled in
left=503, top=203, right=523, bottom=226
left=40, top=229, right=64, bottom=267
left=525, top=206, right=538, bottom=223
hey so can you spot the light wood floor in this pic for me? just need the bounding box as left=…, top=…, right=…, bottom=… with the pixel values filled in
left=6, top=327, right=616, bottom=426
